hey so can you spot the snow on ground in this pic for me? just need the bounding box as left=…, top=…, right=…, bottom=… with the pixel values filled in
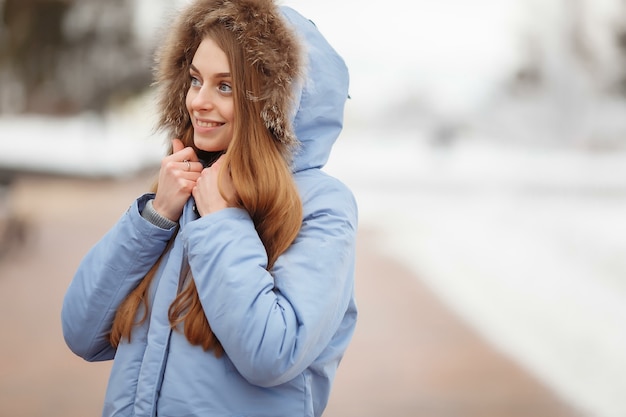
left=325, top=126, right=626, bottom=417
left=0, top=96, right=165, bottom=178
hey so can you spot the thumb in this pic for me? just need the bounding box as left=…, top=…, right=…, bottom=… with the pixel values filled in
left=171, top=138, right=185, bottom=155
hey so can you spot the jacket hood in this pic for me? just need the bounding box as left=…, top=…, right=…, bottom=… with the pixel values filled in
left=154, top=1, right=349, bottom=172
left=154, top=0, right=302, bottom=150
left=281, top=7, right=350, bottom=172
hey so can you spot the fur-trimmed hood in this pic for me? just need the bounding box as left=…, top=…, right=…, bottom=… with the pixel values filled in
left=154, top=0, right=302, bottom=149
left=155, top=0, right=349, bottom=173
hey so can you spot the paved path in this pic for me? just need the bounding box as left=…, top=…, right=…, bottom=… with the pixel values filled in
left=324, top=229, right=584, bottom=417
left=0, top=174, right=584, bottom=417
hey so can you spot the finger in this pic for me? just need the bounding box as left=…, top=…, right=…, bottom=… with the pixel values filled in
left=212, top=153, right=227, bottom=167
left=200, top=167, right=214, bottom=178
left=179, top=168, right=201, bottom=181
left=181, top=160, right=203, bottom=173
left=171, top=138, right=185, bottom=154
left=180, top=159, right=192, bottom=173
left=161, top=159, right=200, bottom=180
left=171, top=145, right=200, bottom=164
left=173, top=160, right=199, bottom=174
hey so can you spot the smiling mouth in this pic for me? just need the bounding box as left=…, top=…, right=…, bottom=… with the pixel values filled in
left=196, top=120, right=224, bottom=128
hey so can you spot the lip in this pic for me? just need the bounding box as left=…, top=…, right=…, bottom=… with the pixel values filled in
left=194, top=117, right=225, bottom=132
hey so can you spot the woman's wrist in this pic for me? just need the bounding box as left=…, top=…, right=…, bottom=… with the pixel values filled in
left=141, top=199, right=178, bottom=229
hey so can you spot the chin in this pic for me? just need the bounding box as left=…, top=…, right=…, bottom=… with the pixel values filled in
left=194, top=138, right=228, bottom=153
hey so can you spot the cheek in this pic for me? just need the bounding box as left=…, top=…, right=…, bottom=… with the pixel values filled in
left=224, top=103, right=235, bottom=124
left=185, top=89, right=194, bottom=114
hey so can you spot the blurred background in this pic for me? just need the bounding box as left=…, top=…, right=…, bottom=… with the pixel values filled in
left=1, top=0, right=626, bottom=416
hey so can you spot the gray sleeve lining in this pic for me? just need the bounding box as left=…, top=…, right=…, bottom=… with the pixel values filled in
left=141, top=199, right=178, bottom=230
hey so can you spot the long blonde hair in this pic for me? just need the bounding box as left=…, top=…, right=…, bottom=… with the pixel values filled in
left=110, top=0, right=303, bottom=357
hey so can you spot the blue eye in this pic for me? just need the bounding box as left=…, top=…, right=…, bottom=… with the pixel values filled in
left=219, top=83, right=232, bottom=94
left=190, top=76, right=201, bottom=87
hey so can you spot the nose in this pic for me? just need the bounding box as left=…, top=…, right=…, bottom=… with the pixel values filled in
left=191, top=85, right=215, bottom=112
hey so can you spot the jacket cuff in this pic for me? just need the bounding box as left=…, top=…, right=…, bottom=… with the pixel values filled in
left=141, top=199, right=178, bottom=230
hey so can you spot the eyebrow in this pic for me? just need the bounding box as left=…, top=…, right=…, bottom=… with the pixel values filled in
left=189, top=64, right=231, bottom=79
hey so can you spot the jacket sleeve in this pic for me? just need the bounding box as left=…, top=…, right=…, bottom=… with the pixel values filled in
left=61, top=194, right=177, bottom=362
left=183, top=175, right=358, bottom=387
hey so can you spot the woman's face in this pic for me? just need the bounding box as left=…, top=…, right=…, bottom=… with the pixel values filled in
left=186, top=37, right=234, bottom=153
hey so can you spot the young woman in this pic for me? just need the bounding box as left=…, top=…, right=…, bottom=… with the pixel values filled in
left=61, top=0, right=357, bottom=416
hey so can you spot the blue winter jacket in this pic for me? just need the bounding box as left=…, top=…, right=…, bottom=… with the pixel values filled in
left=61, top=7, right=357, bottom=417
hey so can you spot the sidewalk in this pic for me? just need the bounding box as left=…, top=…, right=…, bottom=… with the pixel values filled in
left=324, top=228, right=584, bottom=417
left=0, top=174, right=584, bottom=417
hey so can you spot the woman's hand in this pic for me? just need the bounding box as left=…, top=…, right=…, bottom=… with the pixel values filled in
left=153, top=139, right=203, bottom=221
left=192, top=154, right=237, bottom=216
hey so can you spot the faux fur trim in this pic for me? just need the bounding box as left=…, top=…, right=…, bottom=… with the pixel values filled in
left=153, top=0, right=302, bottom=148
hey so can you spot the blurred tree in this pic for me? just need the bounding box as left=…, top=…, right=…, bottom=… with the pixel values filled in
left=615, top=9, right=626, bottom=95
left=511, top=0, right=626, bottom=98
left=0, top=0, right=152, bottom=115
left=489, top=0, right=626, bottom=148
